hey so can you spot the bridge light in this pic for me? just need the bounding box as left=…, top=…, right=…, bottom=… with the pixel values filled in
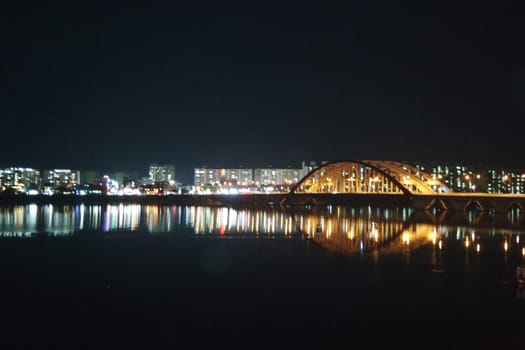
left=430, top=231, right=437, bottom=244
left=372, top=225, right=379, bottom=242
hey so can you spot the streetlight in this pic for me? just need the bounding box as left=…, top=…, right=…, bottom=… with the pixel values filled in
left=464, top=174, right=473, bottom=192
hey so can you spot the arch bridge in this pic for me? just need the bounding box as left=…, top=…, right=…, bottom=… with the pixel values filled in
left=291, top=160, right=449, bottom=195
left=283, top=160, right=525, bottom=214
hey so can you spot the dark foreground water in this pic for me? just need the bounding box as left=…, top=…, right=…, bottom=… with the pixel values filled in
left=0, top=204, right=523, bottom=348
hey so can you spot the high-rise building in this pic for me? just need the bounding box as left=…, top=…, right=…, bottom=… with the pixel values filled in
left=486, top=169, right=525, bottom=194
left=300, top=161, right=318, bottom=179
left=194, top=162, right=318, bottom=188
left=253, top=167, right=301, bottom=186
left=149, top=164, right=176, bottom=184
left=42, top=169, right=80, bottom=188
left=0, top=167, right=41, bottom=192
left=218, top=168, right=253, bottom=186
left=194, top=167, right=253, bottom=187
left=194, top=167, right=219, bottom=186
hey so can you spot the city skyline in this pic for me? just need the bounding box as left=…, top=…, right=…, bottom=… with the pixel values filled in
left=3, top=159, right=525, bottom=195
left=3, top=2, right=525, bottom=338
left=2, top=2, right=525, bottom=183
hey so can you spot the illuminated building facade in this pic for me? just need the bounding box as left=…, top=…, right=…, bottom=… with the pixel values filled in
left=194, top=168, right=219, bottom=186
left=194, top=165, right=306, bottom=188
left=221, top=168, right=253, bottom=186
left=149, top=164, right=176, bottom=184
left=193, top=167, right=253, bottom=187
left=253, top=167, right=301, bottom=186
left=42, top=169, right=80, bottom=187
left=0, top=167, right=41, bottom=193
left=416, top=164, right=478, bottom=192
left=416, top=162, right=525, bottom=194
left=486, top=169, right=525, bottom=194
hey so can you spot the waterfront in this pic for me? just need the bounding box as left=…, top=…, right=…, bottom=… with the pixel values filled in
left=0, top=203, right=524, bottom=346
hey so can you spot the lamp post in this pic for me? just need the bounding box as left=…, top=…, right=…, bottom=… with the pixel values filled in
left=465, top=174, right=473, bottom=192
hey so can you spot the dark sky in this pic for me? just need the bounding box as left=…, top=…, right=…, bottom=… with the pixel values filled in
left=2, top=1, right=525, bottom=184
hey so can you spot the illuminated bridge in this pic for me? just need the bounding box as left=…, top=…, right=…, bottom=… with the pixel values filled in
left=283, top=160, right=525, bottom=214
left=4, top=160, right=523, bottom=214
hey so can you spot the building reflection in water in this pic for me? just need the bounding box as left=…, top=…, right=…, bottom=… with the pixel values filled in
left=2, top=202, right=524, bottom=301
left=0, top=204, right=303, bottom=237
left=0, top=204, right=523, bottom=258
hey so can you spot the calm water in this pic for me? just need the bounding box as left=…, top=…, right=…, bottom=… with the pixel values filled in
left=0, top=203, right=524, bottom=346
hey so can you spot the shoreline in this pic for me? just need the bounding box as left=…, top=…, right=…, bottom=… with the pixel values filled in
left=0, top=192, right=412, bottom=208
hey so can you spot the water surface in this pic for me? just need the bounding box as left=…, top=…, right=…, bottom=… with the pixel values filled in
left=0, top=204, right=523, bottom=345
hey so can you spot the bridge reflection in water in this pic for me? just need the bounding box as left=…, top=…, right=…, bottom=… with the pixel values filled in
left=1, top=204, right=524, bottom=260
left=1, top=202, right=525, bottom=334
left=299, top=206, right=525, bottom=257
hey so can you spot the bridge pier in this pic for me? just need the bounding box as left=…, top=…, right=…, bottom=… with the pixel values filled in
left=412, top=197, right=447, bottom=211
left=412, top=194, right=525, bottom=214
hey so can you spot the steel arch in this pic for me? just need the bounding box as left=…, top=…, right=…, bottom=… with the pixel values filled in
left=290, top=160, right=450, bottom=195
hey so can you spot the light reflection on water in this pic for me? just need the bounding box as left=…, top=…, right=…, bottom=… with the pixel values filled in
left=2, top=203, right=525, bottom=302
left=0, top=204, right=524, bottom=257
left=0, top=204, right=310, bottom=237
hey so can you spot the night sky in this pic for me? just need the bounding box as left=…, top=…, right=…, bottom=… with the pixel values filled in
left=2, top=1, right=525, bottom=184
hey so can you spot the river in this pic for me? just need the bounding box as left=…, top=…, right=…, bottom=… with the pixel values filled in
left=0, top=203, right=523, bottom=346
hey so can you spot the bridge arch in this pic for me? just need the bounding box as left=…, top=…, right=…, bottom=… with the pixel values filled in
left=290, top=160, right=450, bottom=195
